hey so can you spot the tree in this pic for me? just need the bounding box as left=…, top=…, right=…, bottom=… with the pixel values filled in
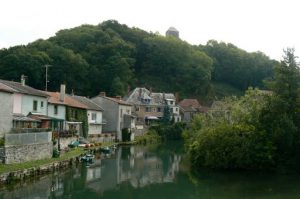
left=162, top=106, right=172, bottom=124
left=259, top=48, right=300, bottom=169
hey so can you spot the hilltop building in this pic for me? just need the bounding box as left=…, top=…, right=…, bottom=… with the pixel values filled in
left=166, top=27, right=179, bottom=38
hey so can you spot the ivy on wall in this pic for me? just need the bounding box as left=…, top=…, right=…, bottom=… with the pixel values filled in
left=66, top=107, right=88, bottom=138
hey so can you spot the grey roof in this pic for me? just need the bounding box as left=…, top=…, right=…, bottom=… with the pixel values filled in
left=71, top=95, right=104, bottom=111
left=0, top=79, right=48, bottom=97
left=124, top=87, right=175, bottom=106
left=167, top=27, right=178, bottom=32
left=0, top=82, right=15, bottom=93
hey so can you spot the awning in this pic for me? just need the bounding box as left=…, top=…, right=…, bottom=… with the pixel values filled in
left=145, top=116, right=159, bottom=120
left=28, top=112, right=64, bottom=121
left=13, top=115, right=40, bottom=122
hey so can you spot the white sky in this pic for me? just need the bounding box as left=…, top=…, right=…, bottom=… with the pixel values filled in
left=1, top=0, right=299, bottom=61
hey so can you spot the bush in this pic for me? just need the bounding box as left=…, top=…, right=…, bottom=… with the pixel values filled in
left=52, top=148, right=60, bottom=158
left=189, top=123, right=275, bottom=170
left=135, top=130, right=161, bottom=145
left=149, top=122, right=186, bottom=141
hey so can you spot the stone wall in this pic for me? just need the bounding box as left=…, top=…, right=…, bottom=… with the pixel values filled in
left=88, top=135, right=115, bottom=143
left=4, top=143, right=53, bottom=164
left=59, top=137, right=77, bottom=150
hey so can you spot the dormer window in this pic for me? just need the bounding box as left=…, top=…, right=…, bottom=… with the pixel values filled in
left=142, top=98, right=151, bottom=104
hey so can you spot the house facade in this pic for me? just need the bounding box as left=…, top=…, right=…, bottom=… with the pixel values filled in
left=178, top=99, right=204, bottom=122
left=0, top=78, right=53, bottom=164
left=71, top=95, right=104, bottom=137
left=0, top=84, right=14, bottom=137
left=124, top=88, right=181, bottom=125
left=92, top=92, right=135, bottom=141
left=0, top=79, right=50, bottom=131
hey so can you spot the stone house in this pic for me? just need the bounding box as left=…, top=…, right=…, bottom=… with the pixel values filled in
left=178, top=99, right=209, bottom=122
left=91, top=92, right=135, bottom=141
left=124, top=87, right=181, bottom=126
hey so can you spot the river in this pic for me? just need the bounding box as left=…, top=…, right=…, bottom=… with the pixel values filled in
left=1, top=142, right=300, bottom=199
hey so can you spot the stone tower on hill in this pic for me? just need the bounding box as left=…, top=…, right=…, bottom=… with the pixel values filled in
left=166, top=27, right=179, bottom=38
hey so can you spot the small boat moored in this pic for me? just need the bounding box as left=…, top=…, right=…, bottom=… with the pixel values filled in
left=81, top=154, right=95, bottom=163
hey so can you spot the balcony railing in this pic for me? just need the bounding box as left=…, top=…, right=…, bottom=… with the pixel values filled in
left=10, top=128, right=52, bottom=134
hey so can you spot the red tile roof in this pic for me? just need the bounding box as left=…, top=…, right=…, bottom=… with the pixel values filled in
left=45, top=92, right=87, bottom=109
left=179, top=99, right=201, bottom=108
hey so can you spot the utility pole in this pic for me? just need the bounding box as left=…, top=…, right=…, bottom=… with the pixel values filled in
left=43, top=64, right=52, bottom=91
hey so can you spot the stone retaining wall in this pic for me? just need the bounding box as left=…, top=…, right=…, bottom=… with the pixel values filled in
left=0, top=157, right=79, bottom=184
left=4, top=143, right=53, bottom=164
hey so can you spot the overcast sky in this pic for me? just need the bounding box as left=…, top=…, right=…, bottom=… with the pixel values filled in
left=1, top=0, right=299, bottom=60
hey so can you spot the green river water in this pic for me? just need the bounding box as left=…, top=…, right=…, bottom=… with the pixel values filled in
left=1, top=142, right=300, bottom=199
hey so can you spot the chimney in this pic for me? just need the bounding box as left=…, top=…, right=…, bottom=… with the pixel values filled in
left=100, top=92, right=106, bottom=97
left=21, top=74, right=26, bottom=86
left=60, top=84, right=66, bottom=102
left=139, top=88, right=142, bottom=97
left=127, top=85, right=131, bottom=94
left=115, top=96, right=121, bottom=100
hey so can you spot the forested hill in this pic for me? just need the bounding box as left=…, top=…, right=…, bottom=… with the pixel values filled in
left=0, top=20, right=277, bottom=101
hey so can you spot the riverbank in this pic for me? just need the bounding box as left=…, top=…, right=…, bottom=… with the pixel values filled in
left=0, top=142, right=116, bottom=184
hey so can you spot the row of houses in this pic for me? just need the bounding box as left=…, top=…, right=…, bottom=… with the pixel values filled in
left=1, top=77, right=205, bottom=143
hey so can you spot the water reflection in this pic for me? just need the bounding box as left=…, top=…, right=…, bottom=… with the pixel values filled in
left=2, top=143, right=300, bottom=199
left=85, top=145, right=182, bottom=193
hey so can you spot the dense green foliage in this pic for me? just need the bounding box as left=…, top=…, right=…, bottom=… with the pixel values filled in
left=66, top=107, right=88, bottom=138
left=199, top=40, right=276, bottom=92
left=185, top=49, right=300, bottom=172
left=0, top=20, right=276, bottom=100
left=150, top=122, right=187, bottom=141
left=135, top=130, right=162, bottom=145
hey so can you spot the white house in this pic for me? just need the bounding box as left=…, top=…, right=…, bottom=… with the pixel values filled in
left=0, top=78, right=49, bottom=130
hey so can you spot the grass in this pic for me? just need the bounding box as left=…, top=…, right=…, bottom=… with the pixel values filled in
left=0, top=142, right=116, bottom=175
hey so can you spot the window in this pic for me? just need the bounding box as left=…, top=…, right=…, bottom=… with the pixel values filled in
left=41, top=101, right=44, bottom=108
left=146, top=107, right=151, bottom=112
left=176, top=108, right=178, bottom=112
left=135, top=106, right=140, bottom=112
left=54, top=105, right=58, bottom=115
left=33, top=100, right=38, bottom=111
left=170, top=101, right=174, bottom=105
left=92, top=113, right=97, bottom=121
left=157, top=107, right=161, bottom=112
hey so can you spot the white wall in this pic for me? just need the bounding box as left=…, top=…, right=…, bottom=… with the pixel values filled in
left=22, top=95, right=48, bottom=115
left=0, top=92, right=13, bottom=136
left=13, top=93, right=22, bottom=114
left=88, top=110, right=103, bottom=135
left=88, top=110, right=103, bottom=124
left=48, top=104, right=66, bottom=120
